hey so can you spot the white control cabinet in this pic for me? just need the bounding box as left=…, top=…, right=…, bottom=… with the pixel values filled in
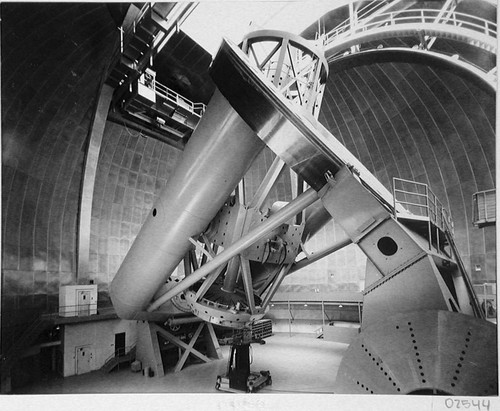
left=59, top=285, right=98, bottom=317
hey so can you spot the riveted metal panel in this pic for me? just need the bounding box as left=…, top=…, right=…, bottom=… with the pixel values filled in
left=334, top=310, right=497, bottom=396
left=206, top=200, right=243, bottom=248
left=362, top=255, right=452, bottom=325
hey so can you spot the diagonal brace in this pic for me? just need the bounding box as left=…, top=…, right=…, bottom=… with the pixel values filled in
left=152, top=323, right=211, bottom=372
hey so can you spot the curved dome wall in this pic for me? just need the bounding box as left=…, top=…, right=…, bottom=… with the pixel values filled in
left=88, top=123, right=181, bottom=302
left=319, top=60, right=495, bottom=282
left=1, top=3, right=117, bottom=346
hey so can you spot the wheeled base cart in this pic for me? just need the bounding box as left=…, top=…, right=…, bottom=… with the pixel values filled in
left=216, top=370, right=272, bottom=393
left=215, top=329, right=272, bottom=393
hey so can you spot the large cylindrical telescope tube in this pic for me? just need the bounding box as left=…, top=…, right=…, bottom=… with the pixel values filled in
left=110, top=89, right=265, bottom=319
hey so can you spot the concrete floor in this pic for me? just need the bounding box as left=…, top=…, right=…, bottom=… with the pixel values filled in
left=8, top=334, right=498, bottom=411
left=13, top=333, right=348, bottom=395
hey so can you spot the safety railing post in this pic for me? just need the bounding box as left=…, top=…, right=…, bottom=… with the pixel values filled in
left=436, top=205, right=441, bottom=252
left=120, top=27, right=124, bottom=54
left=426, top=184, right=432, bottom=250
left=321, top=300, right=325, bottom=331
left=482, top=283, right=487, bottom=318
left=325, top=8, right=496, bottom=48
left=392, top=177, right=398, bottom=220
left=483, top=191, right=488, bottom=221
left=288, top=299, right=292, bottom=337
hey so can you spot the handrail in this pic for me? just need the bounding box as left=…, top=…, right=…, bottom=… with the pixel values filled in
left=393, top=177, right=454, bottom=238
left=325, top=8, right=497, bottom=45
left=139, top=76, right=206, bottom=117
left=444, top=228, right=485, bottom=319
left=328, top=0, right=392, bottom=37
left=271, top=301, right=362, bottom=306
left=103, top=344, right=136, bottom=367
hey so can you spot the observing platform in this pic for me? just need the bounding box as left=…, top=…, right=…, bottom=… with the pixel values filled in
left=393, top=177, right=454, bottom=255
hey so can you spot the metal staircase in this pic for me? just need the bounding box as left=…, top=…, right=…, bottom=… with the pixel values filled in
left=106, top=3, right=197, bottom=92
left=445, top=228, right=485, bottom=319
left=101, top=345, right=137, bottom=373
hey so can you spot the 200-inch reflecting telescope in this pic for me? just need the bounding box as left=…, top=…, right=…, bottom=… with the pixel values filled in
left=110, top=28, right=496, bottom=396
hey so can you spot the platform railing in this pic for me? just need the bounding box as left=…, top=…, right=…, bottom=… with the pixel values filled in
left=270, top=300, right=362, bottom=337
left=393, top=177, right=454, bottom=252
left=57, top=303, right=98, bottom=318
left=325, top=9, right=497, bottom=45
left=393, top=178, right=453, bottom=232
left=326, top=0, right=392, bottom=39
left=139, top=76, right=206, bottom=118
left=445, top=228, right=485, bottom=319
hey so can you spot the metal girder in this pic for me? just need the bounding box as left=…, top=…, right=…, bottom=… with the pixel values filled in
left=240, top=257, right=256, bottom=313
left=184, top=289, right=267, bottom=328
left=426, top=0, right=459, bottom=49
left=247, top=156, right=286, bottom=212
left=194, top=264, right=227, bottom=301
left=221, top=256, right=240, bottom=294
left=289, top=236, right=352, bottom=275
left=188, top=237, right=214, bottom=262
left=146, top=188, right=319, bottom=313
left=241, top=30, right=329, bottom=117
left=173, top=322, right=207, bottom=372
left=135, top=321, right=223, bottom=375
left=261, top=263, right=294, bottom=308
